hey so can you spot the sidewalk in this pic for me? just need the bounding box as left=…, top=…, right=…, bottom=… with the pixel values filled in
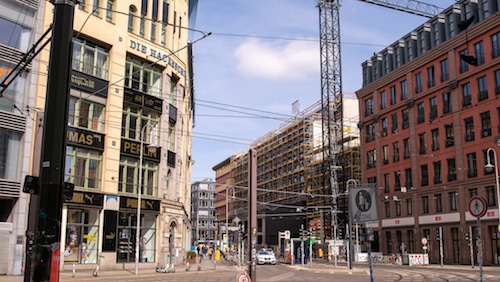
left=0, top=257, right=240, bottom=282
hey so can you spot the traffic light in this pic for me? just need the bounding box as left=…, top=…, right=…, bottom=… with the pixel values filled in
left=338, top=228, right=343, bottom=239
left=465, top=233, right=470, bottom=244
left=435, top=229, right=440, bottom=240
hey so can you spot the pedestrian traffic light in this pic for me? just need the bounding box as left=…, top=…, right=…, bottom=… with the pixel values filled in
left=435, top=229, right=440, bottom=240
left=338, top=228, right=343, bottom=239
left=465, top=233, right=470, bottom=244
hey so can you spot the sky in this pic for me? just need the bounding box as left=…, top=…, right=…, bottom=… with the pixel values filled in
left=189, top=0, right=457, bottom=182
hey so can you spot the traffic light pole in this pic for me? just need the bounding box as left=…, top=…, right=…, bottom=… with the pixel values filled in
left=468, top=225, right=474, bottom=268
left=247, top=149, right=257, bottom=281
left=24, top=1, right=76, bottom=281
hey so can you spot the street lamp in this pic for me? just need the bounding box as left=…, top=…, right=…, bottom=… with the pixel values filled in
left=225, top=186, right=235, bottom=252
left=135, top=123, right=158, bottom=275
left=485, top=147, right=500, bottom=226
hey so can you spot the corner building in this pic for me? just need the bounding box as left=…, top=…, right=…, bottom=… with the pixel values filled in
left=356, top=0, right=500, bottom=265
left=32, top=0, right=195, bottom=270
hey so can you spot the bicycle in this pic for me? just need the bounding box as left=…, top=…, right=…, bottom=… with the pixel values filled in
left=93, top=254, right=104, bottom=277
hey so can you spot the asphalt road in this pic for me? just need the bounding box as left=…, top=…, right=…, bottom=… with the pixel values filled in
left=2, top=262, right=499, bottom=282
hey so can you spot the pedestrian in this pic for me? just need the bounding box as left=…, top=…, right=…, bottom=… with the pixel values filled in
left=207, top=246, right=213, bottom=260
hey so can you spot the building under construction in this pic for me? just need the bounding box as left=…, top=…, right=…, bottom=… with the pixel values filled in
left=223, top=99, right=360, bottom=247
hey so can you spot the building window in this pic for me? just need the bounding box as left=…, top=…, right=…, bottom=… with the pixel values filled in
left=72, top=38, right=110, bottom=80
left=367, top=150, right=376, bottom=169
left=394, top=171, right=401, bottom=191
left=391, top=113, right=398, bottom=133
left=418, top=132, right=426, bottom=155
left=415, top=72, right=423, bottom=93
left=464, top=117, right=474, bottom=142
left=492, top=32, right=500, bottom=58
left=477, top=76, right=488, bottom=101
left=124, top=56, right=162, bottom=97
left=161, top=0, right=169, bottom=46
left=119, top=156, right=158, bottom=196
left=0, top=129, right=22, bottom=180
left=406, top=198, right=413, bottom=215
left=474, top=41, right=485, bottom=65
left=128, top=5, right=137, bottom=32
left=435, top=194, right=442, bottom=212
left=79, top=0, right=87, bottom=10
left=383, top=145, right=389, bottom=164
left=365, top=123, right=375, bottom=142
left=403, top=138, right=410, bottom=159
left=151, top=0, right=158, bottom=41
left=449, top=192, right=458, bottom=211
left=417, top=102, right=425, bottom=124
left=65, top=146, right=101, bottom=189
left=447, top=158, right=456, bottom=181
left=495, top=70, right=500, bottom=95
left=400, top=80, right=407, bottom=100
left=381, top=118, right=388, bottom=136
left=440, top=59, right=449, bottom=81
left=385, top=201, right=390, bottom=217
left=106, top=0, right=114, bottom=22
left=427, top=66, right=435, bottom=88
left=480, top=111, right=492, bottom=138
left=364, top=97, right=374, bottom=116
left=402, top=109, right=409, bottom=129
left=467, top=152, right=477, bottom=178
left=442, top=92, right=451, bottom=114
left=462, top=82, right=472, bottom=107
left=405, top=168, right=412, bottom=189
left=445, top=123, right=454, bottom=147
left=421, top=164, right=429, bottom=186
left=431, top=128, right=440, bottom=151
left=383, top=173, right=390, bottom=193
left=121, top=105, right=160, bottom=141
left=380, top=91, right=386, bottom=109
left=422, top=196, right=429, bottom=214
left=429, top=96, right=437, bottom=120
left=64, top=209, right=99, bottom=264
left=92, top=0, right=100, bottom=16
left=117, top=212, right=156, bottom=263
left=168, top=120, right=175, bottom=151
left=459, top=49, right=469, bottom=73
left=486, top=186, right=497, bottom=207
left=68, top=96, right=105, bottom=132
left=390, top=86, right=396, bottom=105
left=451, top=227, right=460, bottom=263
left=433, top=161, right=442, bottom=184
left=393, top=142, right=399, bottom=162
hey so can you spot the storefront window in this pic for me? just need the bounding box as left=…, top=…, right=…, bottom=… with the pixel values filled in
left=0, top=129, right=22, bottom=180
left=117, top=212, right=156, bottom=263
left=64, top=208, right=99, bottom=264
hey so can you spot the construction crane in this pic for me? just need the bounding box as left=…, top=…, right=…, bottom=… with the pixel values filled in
left=316, top=0, right=443, bottom=242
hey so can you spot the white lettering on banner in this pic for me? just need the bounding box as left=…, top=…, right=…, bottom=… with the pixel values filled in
left=129, top=39, right=186, bottom=77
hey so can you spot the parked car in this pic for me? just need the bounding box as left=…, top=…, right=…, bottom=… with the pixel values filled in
left=257, top=250, right=276, bottom=265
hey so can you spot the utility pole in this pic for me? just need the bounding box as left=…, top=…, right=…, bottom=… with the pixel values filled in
left=247, top=149, right=257, bottom=281
left=24, top=1, right=76, bottom=281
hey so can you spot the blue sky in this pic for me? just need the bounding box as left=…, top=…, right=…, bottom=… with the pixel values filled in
left=190, top=0, right=456, bottom=182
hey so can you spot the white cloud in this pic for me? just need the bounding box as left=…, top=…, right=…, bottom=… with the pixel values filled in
left=234, top=39, right=319, bottom=80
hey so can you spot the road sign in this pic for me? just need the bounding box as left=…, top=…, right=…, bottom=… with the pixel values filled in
left=236, top=271, right=250, bottom=282
left=468, top=196, right=487, bottom=218
left=421, top=237, right=428, bottom=245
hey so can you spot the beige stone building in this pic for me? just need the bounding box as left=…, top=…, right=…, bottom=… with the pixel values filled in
left=29, top=0, right=195, bottom=270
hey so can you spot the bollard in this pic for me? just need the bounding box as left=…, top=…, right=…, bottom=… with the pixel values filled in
left=72, top=263, right=75, bottom=277
left=198, top=263, right=201, bottom=271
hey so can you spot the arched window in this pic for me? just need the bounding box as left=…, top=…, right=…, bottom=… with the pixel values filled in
left=128, top=5, right=137, bottom=33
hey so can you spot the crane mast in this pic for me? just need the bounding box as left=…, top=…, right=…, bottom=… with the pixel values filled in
left=317, top=0, right=343, bottom=240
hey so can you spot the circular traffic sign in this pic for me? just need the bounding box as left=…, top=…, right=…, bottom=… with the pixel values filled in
left=468, top=196, right=487, bottom=218
left=421, top=237, right=428, bottom=245
left=237, top=271, right=250, bottom=282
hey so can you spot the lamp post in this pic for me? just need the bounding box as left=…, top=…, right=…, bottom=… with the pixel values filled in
left=346, top=179, right=358, bottom=270
left=485, top=147, right=500, bottom=226
left=135, top=123, right=158, bottom=275
left=225, top=186, right=235, bottom=252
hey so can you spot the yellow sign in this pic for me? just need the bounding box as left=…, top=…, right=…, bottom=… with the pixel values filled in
left=83, top=234, right=96, bottom=241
